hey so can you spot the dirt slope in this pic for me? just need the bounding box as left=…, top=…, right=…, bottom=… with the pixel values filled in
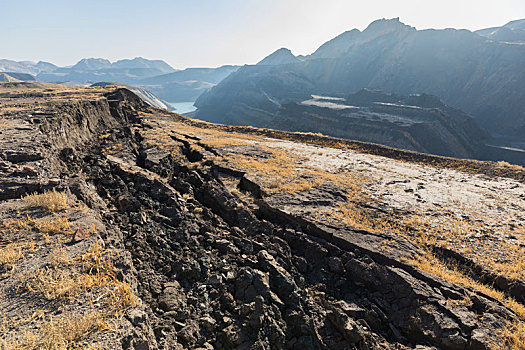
left=0, top=85, right=523, bottom=349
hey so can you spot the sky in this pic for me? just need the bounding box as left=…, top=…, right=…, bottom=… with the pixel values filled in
left=1, top=0, right=524, bottom=69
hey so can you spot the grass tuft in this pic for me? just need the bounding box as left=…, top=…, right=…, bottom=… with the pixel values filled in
left=23, top=190, right=68, bottom=212
left=33, top=216, right=71, bottom=235
left=0, top=311, right=109, bottom=350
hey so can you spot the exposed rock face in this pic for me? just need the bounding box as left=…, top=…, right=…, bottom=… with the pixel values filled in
left=195, top=18, right=525, bottom=143
left=90, top=82, right=174, bottom=110
left=196, top=86, right=514, bottom=161
left=271, top=90, right=492, bottom=159
left=0, top=85, right=523, bottom=349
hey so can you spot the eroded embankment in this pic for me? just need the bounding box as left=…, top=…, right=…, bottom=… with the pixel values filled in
left=0, top=86, right=523, bottom=349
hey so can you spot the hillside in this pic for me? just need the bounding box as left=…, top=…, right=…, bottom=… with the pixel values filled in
left=194, top=88, right=495, bottom=160
left=195, top=18, right=525, bottom=146
left=137, top=65, right=240, bottom=102
left=0, top=84, right=524, bottom=349
left=0, top=72, right=36, bottom=83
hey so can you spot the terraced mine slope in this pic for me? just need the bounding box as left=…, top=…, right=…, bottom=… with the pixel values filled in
left=0, top=83, right=524, bottom=349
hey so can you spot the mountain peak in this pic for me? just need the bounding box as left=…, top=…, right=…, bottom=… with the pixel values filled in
left=112, top=57, right=175, bottom=73
left=72, top=58, right=112, bottom=70
left=363, top=17, right=411, bottom=34
left=257, top=48, right=300, bottom=66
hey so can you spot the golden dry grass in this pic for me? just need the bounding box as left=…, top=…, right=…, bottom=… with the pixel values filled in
left=23, top=190, right=68, bottom=212
left=407, top=251, right=525, bottom=319
left=2, top=219, right=28, bottom=230
left=0, top=242, right=26, bottom=278
left=0, top=243, right=25, bottom=266
left=494, top=321, right=525, bottom=350
left=408, top=250, right=525, bottom=350
left=33, top=216, right=71, bottom=235
left=1, top=240, right=136, bottom=348
left=0, top=311, right=109, bottom=350
left=22, top=243, right=138, bottom=312
left=24, top=267, right=112, bottom=301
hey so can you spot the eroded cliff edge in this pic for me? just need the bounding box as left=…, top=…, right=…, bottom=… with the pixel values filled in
left=0, top=84, right=524, bottom=349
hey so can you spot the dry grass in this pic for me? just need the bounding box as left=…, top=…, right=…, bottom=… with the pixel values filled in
left=327, top=197, right=525, bottom=282
left=0, top=243, right=25, bottom=266
left=24, top=267, right=112, bottom=301
left=23, top=190, right=68, bottom=212
left=22, top=243, right=137, bottom=312
left=0, top=311, right=109, bottom=350
left=496, top=160, right=525, bottom=172
left=408, top=251, right=525, bottom=319
left=2, top=219, right=28, bottom=230
left=408, top=250, right=525, bottom=350
left=0, top=242, right=25, bottom=278
left=494, top=321, right=525, bottom=350
left=33, top=216, right=71, bottom=235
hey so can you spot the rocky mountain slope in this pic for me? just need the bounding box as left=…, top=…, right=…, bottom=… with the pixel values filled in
left=195, top=18, right=525, bottom=144
left=90, top=82, right=174, bottom=111
left=195, top=88, right=494, bottom=160
left=0, top=84, right=524, bottom=349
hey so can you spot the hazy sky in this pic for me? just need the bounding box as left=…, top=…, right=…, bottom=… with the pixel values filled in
left=2, top=0, right=524, bottom=68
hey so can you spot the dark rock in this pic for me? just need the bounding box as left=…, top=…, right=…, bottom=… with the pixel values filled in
left=158, top=281, right=186, bottom=311
left=328, top=309, right=364, bottom=344
left=5, top=149, right=43, bottom=163
left=70, top=228, right=87, bottom=244
left=133, top=340, right=150, bottom=350
left=468, top=328, right=492, bottom=350
left=327, top=256, right=345, bottom=274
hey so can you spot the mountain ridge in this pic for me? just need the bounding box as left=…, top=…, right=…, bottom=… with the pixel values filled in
left=195, top=18, right=525, bottom=150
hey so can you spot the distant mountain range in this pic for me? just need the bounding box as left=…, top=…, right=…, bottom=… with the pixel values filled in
left=194, top=18, right=525, bottom=160
left=2, top=18, right=524, bottom=163
left=0, top=57, right=240, bottom=106
left=0, top=60, right=57, bottom=76
left=37, top=57, right=177, bottom=83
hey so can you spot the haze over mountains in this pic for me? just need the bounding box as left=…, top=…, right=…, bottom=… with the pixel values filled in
left=195, top=17, right=525, bottom=163
left=0, top=57, right=239, bottom=104
left=2, top=17, right=524, bottom=163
